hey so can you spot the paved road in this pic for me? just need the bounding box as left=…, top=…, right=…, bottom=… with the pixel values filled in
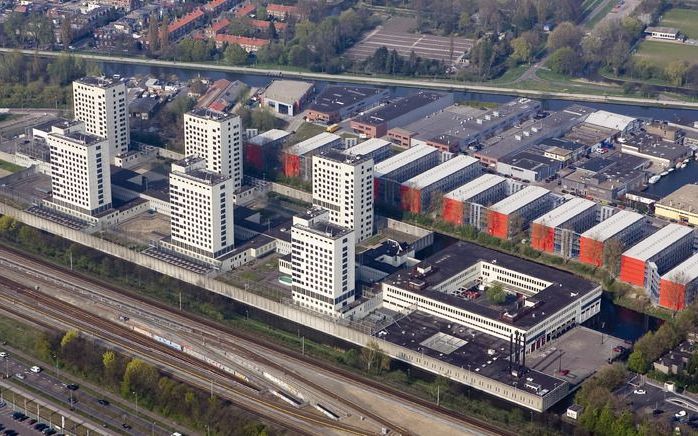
left=2, top=48, right=698, bottom=110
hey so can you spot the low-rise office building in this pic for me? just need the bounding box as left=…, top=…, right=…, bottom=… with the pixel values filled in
left=400, top=155, right=481, bottom=213
left=442, top=174, right=508, bottom=228
left=619, top=223, right=694, bottom=301
left=244, top=129, right=292, bottom=173
left=306, top=86, right=389, bottom=123
left=659, top=253, right=698, bottom=311
left=350, top=92, right=453, bottom=138
left=540, top=137, right=588, bottom=164
left=496, top=150, right=561, bottom=182
left=654, top=184, right=698, bottom=226
left=530, top=197, right=597, bottom=257
left=578, top=210, right=645, bottom=267
left=373, top=144, right=440, bottom=207
left=282, top=132, right=342, bottom=180
left=486, top=186, right=553, bottom=239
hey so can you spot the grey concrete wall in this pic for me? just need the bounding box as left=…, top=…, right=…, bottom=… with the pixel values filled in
left=155, top=148, right=185, bottom=161
left=270, top=182, right=312, bottom=204
left=0, top=202, right=561, bottom=411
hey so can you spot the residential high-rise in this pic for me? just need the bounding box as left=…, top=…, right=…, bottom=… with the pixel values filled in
left=47, top=131, right=112, bottom=216
left=291, top=208, right=355, bottom=316
left=169, top=156, right=235, bottom=261
left=312, top=150, right=374, bottom=242
left=72, top=77, right=129, bottom=161
left=184, top=108, right=242, bottom=189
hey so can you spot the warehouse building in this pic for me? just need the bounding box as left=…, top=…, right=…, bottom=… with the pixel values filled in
left=442, top=174, right=508, bottom=229
left=306, top=86, right=389, bottom=123
left=261, top=80, right=314, bottom=116
left=659, top=253, right=698, bottom=311
left=654, top=184, right=698, bottom=226
left=350, top=91, right=453, bottom=138
left=373, top=144, right=440, bottom=207
left=496, top=150, right=561, bottom=182
left=578, top=210, right=645, bottom=267
left=620, top=131, right=691, bottom=170
left=530, top=197, right=597, bottom=258
left=343, top=138, right=392, bottom=163
left=244, top=129, right=291, bottom=173
left=619, top=223, right=694, bottom=301
left=540, top=138, right=589, bottom=164
left=281, top=132, right=342, bottom=180
left=400, top=155, right=481, bottom=213
left=584, top=110, right=639, bottom=134
left=486, top=186, right=553, bottom=239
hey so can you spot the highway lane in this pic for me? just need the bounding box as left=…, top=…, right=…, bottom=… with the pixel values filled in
left=0, top=245, right=505, bottom=436
left=1, top=47, right=697, bottom=110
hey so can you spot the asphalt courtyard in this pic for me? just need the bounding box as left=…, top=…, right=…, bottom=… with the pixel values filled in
left=346, top=17, right=473, bottom=63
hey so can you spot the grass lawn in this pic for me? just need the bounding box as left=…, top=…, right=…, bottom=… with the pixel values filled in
left=0, top=159, right=23, bottom=173
left=634, top=40, right=698, bottom=66
left=661, top=8, right=698, bottom=39
left=289, top=122, right=326, bottom=144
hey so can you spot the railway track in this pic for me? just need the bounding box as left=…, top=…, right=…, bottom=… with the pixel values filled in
left=0, top=276, right=373, bottom=436
left=0, top=243, right=513, bottom=436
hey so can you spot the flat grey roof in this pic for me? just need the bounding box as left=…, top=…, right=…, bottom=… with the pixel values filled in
left=263, top=80, right=313, bottom=104
left=656, top=184, right=698, bottom=212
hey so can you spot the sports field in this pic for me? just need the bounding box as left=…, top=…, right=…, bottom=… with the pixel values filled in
left=660, top=8, right=698, bottom=39
left=634, top=40, right=698, bottom=66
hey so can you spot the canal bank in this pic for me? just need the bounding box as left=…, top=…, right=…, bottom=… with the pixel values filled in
left=4, top=47, right=698, bottom=112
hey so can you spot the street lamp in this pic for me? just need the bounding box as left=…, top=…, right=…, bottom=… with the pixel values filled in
left=133, top=391, right=138, bottom=416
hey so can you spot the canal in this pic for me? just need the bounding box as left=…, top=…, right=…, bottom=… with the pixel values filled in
left=644, top=159, right=698, bottom=197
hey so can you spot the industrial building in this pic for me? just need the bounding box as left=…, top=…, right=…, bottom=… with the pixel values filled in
left=584, top=110, right=639, bottom=134
left=561, top=155, right=649, bottom=202
left=388, top=99, right=541, bottom=151
left=400, top=155, right=481, bottom=213
left=475, top=105, right=594, bottom=167
left=261, top=80, right=314, bottom=116
left=659, top=253, right=698, bottom=311
left=243, top=129, right=291, bottom=173
left=620, top=130, right=691, bottom=170
left=373, top=144, right=440, bottom=207
left=184, top=108, right=242, bottom=189
left=73, top=76, right=130, bottom=163
left=47, top=131, right=112, bottom=218
left=530, top=197, right=597, bottom=257
left=496, top=150, right=561, bottom=182
left=290, top=208, right=356, bottom=316
left=312, top=150, right=374, bottom=242
left=442, top=174, right=508, bottom=229
left=168, top=156, right=235, bottom=263
left=578, top=210, right=645, bottom=267
left=540, top=138, right=589, bottom=164
left=281, top=132, right=342, bottom=180
left=619, top=223, right=694, bottom=300
left=350, top=91, right=453, bottom=138
left=342, top=138, right=392, bottom=163
left=486, top=186, right=553, bottom=239
left=654, top=184, right=698, bottom=226
left=306, top=86, right=389, bottom=123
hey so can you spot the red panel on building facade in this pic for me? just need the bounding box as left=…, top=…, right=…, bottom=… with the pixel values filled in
left=579, top=237, right=604, bottom=267
left=531, top=223, right=555, bottom=253
left=659, top=279, right=687, bottom=311
left=400, top=186, right=422, bottom=214
left=487, top=211, right=509, bottom=239
left=619, top=255, right=646, bottom=287
left=244, top=143, right=264, bottom=172
left=282, top=153, right=300, bottom=178
left=442, top=198, right=464, bottom=226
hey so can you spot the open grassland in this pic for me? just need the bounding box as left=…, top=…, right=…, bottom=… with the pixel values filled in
left=634, top=39, right=698, bottom=66
left=661, top=8, right=698, bottom=39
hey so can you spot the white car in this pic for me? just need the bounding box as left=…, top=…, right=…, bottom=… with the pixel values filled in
left=14, top=373, right=25, bottom=380
left=0, top=352, right=7, bottom=358
left=30, top=366, right=41, bottom=373
left=675, top=410, right=687, bottom=418
left=633, top=389, right=646, bottom=395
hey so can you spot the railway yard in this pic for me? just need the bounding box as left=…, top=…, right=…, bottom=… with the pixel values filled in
left=0, top=244, right=505, bottom=436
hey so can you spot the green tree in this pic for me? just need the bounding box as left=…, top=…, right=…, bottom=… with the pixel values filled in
left=256, top=6, right=267, bottom=19
left=34, top=333, right=53, bottom=361
left=510, top=37, right=533, bottom=64
left=547, top=47, right=579, bottom=75
left=121, top=358, right=159, bottom=399
left=486, top=283, right=507, bottom=304
left=60, top=16, right=72, bottom=47
left=627, top=350, right=649, bottom=373
left=224, top=43, right=248, bottom=66
left=665, top=60, right=689, bottom=87
left=60, top=329, right=79, bottom=349
left=547, top=21, right=583, bottom=52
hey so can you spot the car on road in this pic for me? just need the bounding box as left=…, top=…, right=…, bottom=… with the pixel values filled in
left=122, top=423, right=132, bottom=430
left=65, top=384, right=79, bottom=391
left=3, top=430, right=17, bottom=436
left=0, top=352, right=7, bottom=358
left=676, top=410, right=687, bottom=418
left=34, top=423, right=47, bottom=431
left=30, top=366, right=42, bottom=373
left=14, top=373, right=24, bottom=380
left=633, top=389, right=646, bottom=395
left=97, top=399, right=110, bottom=406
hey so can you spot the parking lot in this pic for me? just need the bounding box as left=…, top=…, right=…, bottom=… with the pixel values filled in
left=616, top=375, right=698, bottom=429
left=345, top=17, right=473, bottom=63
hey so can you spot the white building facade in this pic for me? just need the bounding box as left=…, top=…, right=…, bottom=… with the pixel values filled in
left=47, top=131, right=112, bottom=216
left=312, top=150, right=374, bottom=243
left=184, top=108, right=242, bottom=189
left=291, top=209, right=356, bottom=316
left=73, top=77, right=129, bottom=162
left=169, top=157, right=235, bottom=261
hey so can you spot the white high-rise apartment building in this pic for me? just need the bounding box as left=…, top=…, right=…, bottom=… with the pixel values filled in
left=73, top=77, right=129, bottom=161
left=169, top=156, right=235, bottom=261
left=47, top=131, right=112, bottom=216
left=312, top=150, right=374, bottom=242
left=291, top=208, right=356, bottom=316
left=184, top=108, right=242, bottom=189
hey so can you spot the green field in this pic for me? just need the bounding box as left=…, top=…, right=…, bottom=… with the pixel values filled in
left=0, top=159, right=23, bottom=173
left=634, top=39, right=698, bottom=66
left=661, top=8, right=698, bottom=39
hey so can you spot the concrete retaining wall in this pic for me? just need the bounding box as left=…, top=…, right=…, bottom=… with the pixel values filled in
left=270, top=182, right=312, bottom=203
left=0, top=202, right=563, bottom=411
